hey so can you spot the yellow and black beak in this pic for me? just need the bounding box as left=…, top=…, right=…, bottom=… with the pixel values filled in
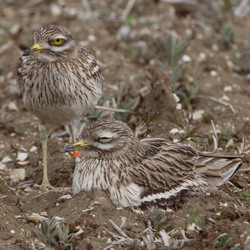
left=22, top=43, right=45, bottom=56
left=61, top=140, right=90, bottom=153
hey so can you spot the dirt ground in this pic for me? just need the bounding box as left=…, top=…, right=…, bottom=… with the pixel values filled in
left=0, top=0, right=250, bottom=249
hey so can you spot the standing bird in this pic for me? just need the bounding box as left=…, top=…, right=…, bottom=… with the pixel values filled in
left=62, top=119, right=249, bottom=209
left=18, top=25, right=102, bottom=187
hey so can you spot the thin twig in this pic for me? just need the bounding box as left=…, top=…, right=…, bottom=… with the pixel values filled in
left=160, top=230, right=171, bottom=246
left=211, top=120, right=218, bottom=152
left=195, top=95, right=236, bottom=113
left=234, top=0, right=250, bottom=18
left=81, top=207, right=95, bottom=213
left=121, top=0, right=136, bottom=20
left=108, top=219, right=131, bottom=239
left=95, top=105, right=136, bottom=114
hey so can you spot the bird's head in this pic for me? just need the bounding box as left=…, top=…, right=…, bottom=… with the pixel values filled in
left=61, top=119, right=138, bottom=157
left=22, top=25, right=76, bottom=62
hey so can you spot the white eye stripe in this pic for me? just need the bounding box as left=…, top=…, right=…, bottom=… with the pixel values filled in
left=52, top=35, right=67, bottom=40
left=97, top=131, right=116, bottom=139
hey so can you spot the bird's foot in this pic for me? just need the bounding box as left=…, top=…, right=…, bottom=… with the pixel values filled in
left=41, top=178, right=53, bottom=188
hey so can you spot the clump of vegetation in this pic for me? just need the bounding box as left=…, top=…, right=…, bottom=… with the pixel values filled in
left=231, top=51, right=250, bottom=75
left=155, top=35, right=188, bottom=83
left=180, top=125, right=203, bottom=143
left=222, top=0, right=235, bottom=12
left=202, top=107, right=215, bottom=123
left=239, top=189, right=250, bottom=198
left=174, top=81, right=200, bottom=111
left=216, top=233, right=232, bottom=247
left=215, top=21, right=235, bottom=48
left=147, top=208, right=168, bottom=236
left=218, top=130, right=234, bottom=147
left=33, top=218, right=75, bottom=250
left=184, top=212, right=201, bottom=228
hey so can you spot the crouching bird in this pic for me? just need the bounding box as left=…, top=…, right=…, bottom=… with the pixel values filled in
left=62, top=119, right=249, bottom=208
left=18, top=25, right=102, bottom=186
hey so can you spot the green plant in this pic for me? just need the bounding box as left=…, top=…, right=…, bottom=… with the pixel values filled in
left=33, top=219, right=74, bottom=249
left=218, top=130, right=234, bottom=146
left=180, top=125, right=203, bottom=142
left=202, top=107, right=215, bottom=123
left=184, top=212, right=201, bottom=227
left=222, top=0, right=234, bottom=12
left=148, top=208, right=168, bottom=236
left=216, top=21, right=235, bottom=48
left=155, top=36, right=188, bottom=83
left=217, top=234, right=232, bottom=246
left=163, top=36, right=188, bottom=68
left=174, top=82, right=200, bottom=111
left=239, top=189, right=250, bottom=198
left=231, top=52, right=250, bottom=75
left=123, top=13, right=136, bottom=26
left=206, top=205, right=216, bottom=211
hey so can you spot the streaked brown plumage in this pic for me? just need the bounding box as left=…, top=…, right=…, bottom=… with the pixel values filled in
left=62, top=119, right=249, bottom=209
left=17, top=25, right=102, bottom=186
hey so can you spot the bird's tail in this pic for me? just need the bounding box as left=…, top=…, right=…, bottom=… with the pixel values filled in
left=195, top=152, right=244, bottom=187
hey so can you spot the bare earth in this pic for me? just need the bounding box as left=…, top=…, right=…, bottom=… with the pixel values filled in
left=0, top=1, right=250, bottom=249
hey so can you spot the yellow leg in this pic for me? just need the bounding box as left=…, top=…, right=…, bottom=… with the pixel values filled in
left=39, top=125, right=51, bottom=187
left=69, top=124, right=76, bottom=143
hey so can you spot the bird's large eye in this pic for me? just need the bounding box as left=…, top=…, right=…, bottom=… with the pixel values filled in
left=98, top=137, right=112, bottom=143
left=52, top=38, right=64, bottom=46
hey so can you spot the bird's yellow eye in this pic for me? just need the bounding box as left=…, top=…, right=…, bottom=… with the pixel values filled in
left=52, top=38, right=64, bottom=46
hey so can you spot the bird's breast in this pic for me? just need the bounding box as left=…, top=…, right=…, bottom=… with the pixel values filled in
left=20, top=59, right=102, bottom=125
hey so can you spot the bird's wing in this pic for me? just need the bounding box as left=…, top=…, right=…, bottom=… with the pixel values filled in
left=128, top=138, right=243, bottom=206
left=79, top=47, right=102, bottom=81
left=128, top=138, right=207, bottom=205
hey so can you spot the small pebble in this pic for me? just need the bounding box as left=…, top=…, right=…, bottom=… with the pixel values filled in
left=16, top=152, right=28, bottom=161
left=210, top=70, right=218, bottom=77
left=176, top=103, right=182, bottom=110
left=10, top=168, right=26, bottom=182
left=169, top=128, right=179, bottom=135
left=198, top=52, right=206, bottom=62
left=221, top=95, right=230, bottom=102
left=182, top=54, right=192, bottom=62
left=192, top=110, right=204, bottom=120
left=10, top=230, right=15, bottom=234
left=30, top=146, right=38, bottom=153
left=117, top=25, right=131, bottom=39
left=1, top=156, right=12, bottom=163
left=223, top=86, right=232, bottom=92
left=173, top=93, right=180, bottom=103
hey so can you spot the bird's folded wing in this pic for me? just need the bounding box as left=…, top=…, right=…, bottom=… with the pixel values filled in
left=129, top=140, right=206, bottom=204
